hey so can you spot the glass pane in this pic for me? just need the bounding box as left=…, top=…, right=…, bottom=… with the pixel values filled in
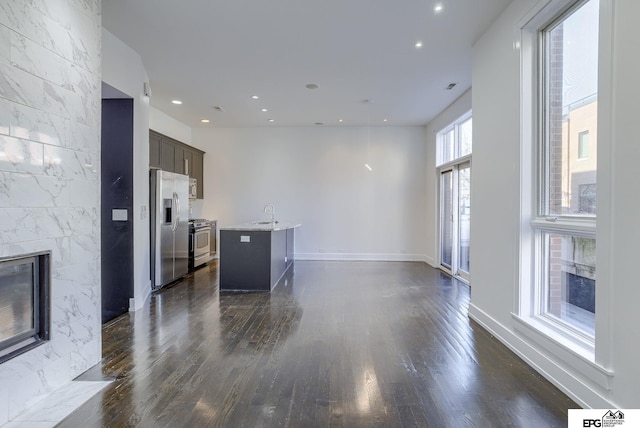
left=458, top=165, right=471, bottom=273
left=545, top=0, right=599, bottom=216
left=196, top=233, right=209, bottom=248
left=439, top=128, right=455, bottom=165
left=0, top=263, right=34, bottom=342
left=459, top=118, right=472, bottom=157
left=544, top=233, right=595, bottom=336
left=441, top=171, right=453, bottom=269
left=578, top=131, right=589, bottom=159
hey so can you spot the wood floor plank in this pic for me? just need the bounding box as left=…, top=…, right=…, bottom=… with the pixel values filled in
left=60, top=261, right=576, bottom=427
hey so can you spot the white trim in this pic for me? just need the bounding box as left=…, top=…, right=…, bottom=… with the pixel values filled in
left=424, top=255, right=436, bottom=267
left=437, top=153, right=473, bottom=171
left=469, top=303, right=617, bottom=409
left=530, top=218, right=596, bottom=236
left=129, top=280, right=152, bottom=312
left=511, top=314, right=612, bottom=388
left=593, top=0, right=615, bottom=372
left=294, top=253, right=429, bottom=263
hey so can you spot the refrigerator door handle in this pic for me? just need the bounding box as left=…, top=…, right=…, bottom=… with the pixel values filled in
left=172, top=192, right=179, bottom=232
left=175, top=192, right=181, bottom=226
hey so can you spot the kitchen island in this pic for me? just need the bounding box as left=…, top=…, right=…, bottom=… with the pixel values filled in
left=219, top=221, right=300, bottom=292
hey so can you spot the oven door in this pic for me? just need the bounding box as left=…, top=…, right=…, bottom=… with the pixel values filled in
left=193, top=227, right=211, bottom=267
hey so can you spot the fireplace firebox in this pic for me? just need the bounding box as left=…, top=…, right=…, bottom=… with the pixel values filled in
left=0, top=251, right=50, bottom=364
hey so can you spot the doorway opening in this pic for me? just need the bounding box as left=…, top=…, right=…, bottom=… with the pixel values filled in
left=440, top=162, right=470, bottom=282
left=101, top=82, right=134, bottom=323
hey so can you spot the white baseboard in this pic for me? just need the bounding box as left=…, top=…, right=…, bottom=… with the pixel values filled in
left=294, top=253, right=429, bottom=263
left=468, top=303, right=616, bottom=409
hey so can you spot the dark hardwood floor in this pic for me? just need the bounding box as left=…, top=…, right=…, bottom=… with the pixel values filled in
left=60, top=261, right=576, bottom=427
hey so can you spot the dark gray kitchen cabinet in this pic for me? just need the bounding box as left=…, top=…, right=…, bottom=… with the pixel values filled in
left=174, top=146, right=184, bottom=174
left=191, top=151, right=203, bottom=199
left=160, top=140, right=175, bottom=172
left=149, top=130, right=205, bottom=199
left=183, top=150, right=193, bottom=176
left=149, top=132, right=162, bottom=169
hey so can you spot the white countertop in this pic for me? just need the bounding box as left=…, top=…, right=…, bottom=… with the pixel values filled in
left=220, top=221, right=301, bottom=231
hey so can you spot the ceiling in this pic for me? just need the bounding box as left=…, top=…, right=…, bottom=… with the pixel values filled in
left=102, top=0, right=512, bottom=128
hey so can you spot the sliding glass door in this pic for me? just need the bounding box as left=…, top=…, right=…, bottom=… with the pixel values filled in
left=439, top=162, right=470, bottom=281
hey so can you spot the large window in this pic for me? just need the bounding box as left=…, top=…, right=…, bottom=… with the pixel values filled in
left=437, top=112, right=472, bottom=282
left=533, top=0, right=599, bottom=342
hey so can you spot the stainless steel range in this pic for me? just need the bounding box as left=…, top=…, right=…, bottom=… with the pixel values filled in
left=188, top=219, right=217, bottom=271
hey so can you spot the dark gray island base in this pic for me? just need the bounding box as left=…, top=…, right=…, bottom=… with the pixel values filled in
left=219, top=222, right=299, bottom=292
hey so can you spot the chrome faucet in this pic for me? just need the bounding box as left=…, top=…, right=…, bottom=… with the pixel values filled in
left=264, top=203, right=275, bottom=222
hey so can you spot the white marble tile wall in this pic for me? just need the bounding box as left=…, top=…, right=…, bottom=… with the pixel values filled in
left=0, top=0, right=101, bottom=425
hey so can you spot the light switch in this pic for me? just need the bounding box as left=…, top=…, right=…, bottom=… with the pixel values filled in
left=112, top=209, right=128, bottom=221
left=240, top=235, right=250, bottom=243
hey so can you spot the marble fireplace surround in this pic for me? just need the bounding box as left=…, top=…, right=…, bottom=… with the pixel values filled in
left=0, top=0, right=104, bottom=424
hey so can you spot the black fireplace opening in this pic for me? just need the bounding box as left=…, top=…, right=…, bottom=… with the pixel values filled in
left=0, top=251, right=50, bottom=364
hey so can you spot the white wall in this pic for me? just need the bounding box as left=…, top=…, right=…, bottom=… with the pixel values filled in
left=424, top=89, right=472, bottom=267
left=149, top=107, right=192, bottom=145
left=192, top=126, right=428, bottom=261
left=101, top=30, right=151, bottom=311
left=605, top=0, right=640, bottom=408
left=0, top=1, right=102, bottom=423
left=469, top=0, right=640, bottom=409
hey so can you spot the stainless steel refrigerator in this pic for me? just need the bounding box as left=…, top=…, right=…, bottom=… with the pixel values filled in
left=150, top=169, right=189, bottom=290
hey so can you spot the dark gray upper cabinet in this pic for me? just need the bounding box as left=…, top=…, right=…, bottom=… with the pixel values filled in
left=149, top=130, right=205, bottom=199
left=149, top=132, right=162, bottom=169
left=183, top=150, right=193, bottom=176
left=160, top=140, right=175, bottom=172
left=174, top=145, right=184, bottom=174
left=191, top=151, right=203, bottom=199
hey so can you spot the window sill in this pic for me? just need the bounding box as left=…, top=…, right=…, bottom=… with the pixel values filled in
left=512, top=313, right=614, bottom=390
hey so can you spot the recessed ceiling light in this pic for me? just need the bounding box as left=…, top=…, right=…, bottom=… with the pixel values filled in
left=268, top=119, right=275, bottom=123
left=171, top=100, right=182, bottom=105
left=251, top=95, right=259, bottom=100
left=306, top=83, right=319, bottom=90
left=415, top=41, right=423, bottom=49
left=261, top=108, right=268, bottom=112
left=434, top=3, right=443, bottom=13
left=383, top=119, right=388, bottom=122
left=201, top=119, right=210, bottom=123
left=338, top=119, right=343, bottom=123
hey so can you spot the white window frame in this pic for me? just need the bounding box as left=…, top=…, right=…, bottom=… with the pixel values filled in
left=578, top=131, right=589, bottom=159
left=515, top=0, right=614, bottom=387
left=436, top=111, right=472, bottom=166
